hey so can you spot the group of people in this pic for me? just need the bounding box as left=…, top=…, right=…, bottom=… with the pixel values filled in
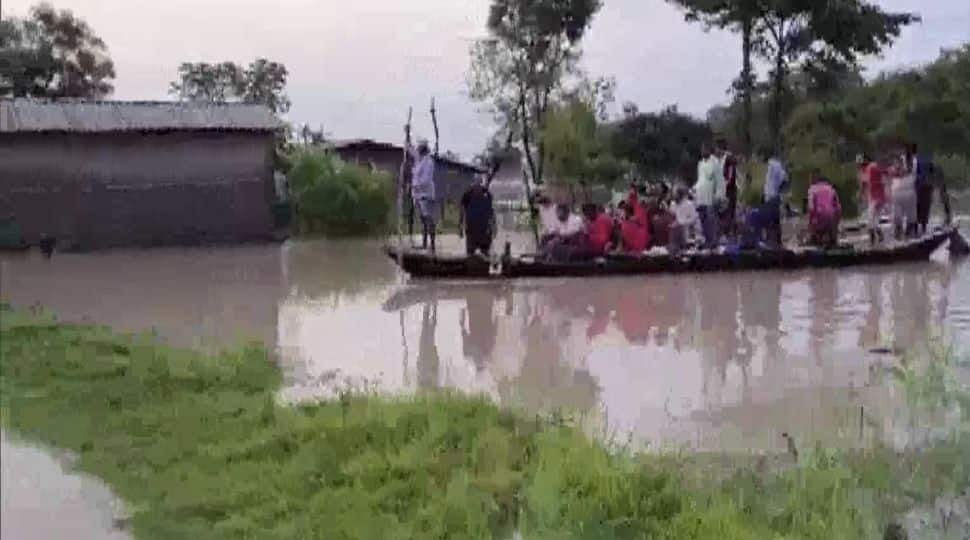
left=857, top=142, right=939, bottom=245
left=413, top=127, right=942, bottom=261
left=529, top=138, right=949, bottom=262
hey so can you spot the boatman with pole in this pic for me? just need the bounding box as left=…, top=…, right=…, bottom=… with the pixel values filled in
left=410, top=137, right=437, bottom=254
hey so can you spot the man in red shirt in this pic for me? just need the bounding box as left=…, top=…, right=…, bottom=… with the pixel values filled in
left=858, top=154, right=886, bottom=245
left=582, top=204, right=614, bottom=255
left=619, top=198, right=649, bottom=254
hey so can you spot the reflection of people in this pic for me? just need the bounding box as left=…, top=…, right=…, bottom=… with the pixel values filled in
left=460, top=290, right=498, bottom=371
left=417, top=301, right=439, bottom=389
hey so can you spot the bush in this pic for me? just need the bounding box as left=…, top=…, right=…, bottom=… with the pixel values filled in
left=937, top=154, right=970, bottom=190
left=288, top=150, right=393, bottom=236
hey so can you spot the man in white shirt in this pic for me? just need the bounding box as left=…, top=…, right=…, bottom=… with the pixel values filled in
left=693, top=144, right=721, bottom=249
left=540, top=204, right=589, bottom=261
left=410, top=138, right=437, bottom=253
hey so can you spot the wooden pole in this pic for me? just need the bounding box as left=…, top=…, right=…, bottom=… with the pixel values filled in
left=397, top=107, right=413, bottom=270
left=430, top=98, right=443, bottom=221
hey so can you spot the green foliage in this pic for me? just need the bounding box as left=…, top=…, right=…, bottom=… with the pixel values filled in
left=288, top=150, right=393, bottom=236
left=1, top=309, right=969, bottom=539
left=612, top=104, right=713, bottom=182
left=169, top=58, right=291, bottom=114
left=542, top=98, right=625, bottom=190
left=468, top=0, right=603, bottom=187
left=0, top=2, right=115, bottom=98
left=937, top=154, right=970, bottom=190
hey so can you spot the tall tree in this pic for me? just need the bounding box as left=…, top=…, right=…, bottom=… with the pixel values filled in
left=0, top=2, right=115, bottom=98
left=468, top=0, right=603, bottom=190
left=169, top=58, right=290, bottom=114
left=754, top=0, right=918, bottom=152
left=667, top=0, right=763, bottom=157
left=611, top=104, right=713, bottom=181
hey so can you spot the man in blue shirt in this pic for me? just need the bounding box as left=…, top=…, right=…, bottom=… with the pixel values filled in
left=909, top=142, right=935, bottom=236
left=762, top=147, right=789, bottom=247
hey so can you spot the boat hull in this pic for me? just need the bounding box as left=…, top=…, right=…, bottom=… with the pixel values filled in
left=385, top=228, right=954, bottom=279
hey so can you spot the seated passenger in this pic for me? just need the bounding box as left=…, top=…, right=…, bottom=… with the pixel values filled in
left=669, top=186, right=700, bottom=254
left=542, top=204, right=590, bottom=261
left=583, top=204, right=614, bottom=255
left=620, top=199, right=649, bottom=254
left=807, top=171, right=842, bottom=248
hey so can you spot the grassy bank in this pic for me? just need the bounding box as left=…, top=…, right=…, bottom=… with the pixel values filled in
left=1, top=307, right=967, bottom=539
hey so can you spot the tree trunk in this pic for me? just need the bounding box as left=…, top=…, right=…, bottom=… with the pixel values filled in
left=741, top=15, right=754, bottom=158
left=518, top=92, right=541, bottom=248
left=770, top=40, right=786, bottom=156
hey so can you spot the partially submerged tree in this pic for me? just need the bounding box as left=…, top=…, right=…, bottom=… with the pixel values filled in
left=754, top=0, right=918, bottom=151
left=667, top=0, right=762, bottom=157
left=0, top=2, right=115, bottom=98
left=468, top=0, right=603, bottom=189
left=169, top=58, right=291, bottom=114
left=611, top=104, right=713, bottom=183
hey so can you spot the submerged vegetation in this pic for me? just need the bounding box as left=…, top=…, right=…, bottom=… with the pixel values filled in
left=287, top=149, right=394, bottom=237
left=1, top=306, right=968, bottom=539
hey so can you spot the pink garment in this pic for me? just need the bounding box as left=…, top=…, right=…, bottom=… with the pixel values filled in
left=808, top=181, right=841, bottom=224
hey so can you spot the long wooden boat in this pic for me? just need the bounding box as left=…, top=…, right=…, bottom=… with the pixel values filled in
left=385, top=227, right=955, bottom=280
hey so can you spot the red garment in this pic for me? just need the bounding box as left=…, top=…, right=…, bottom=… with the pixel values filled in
left=723, top=154, right=738, bottom=188
left=586, top=213, right=613, bottom=254
left=620, top=219, right=649, bottom=253
left=627, top=189, right=648, bottom=226
left=862, top=162, right=887, bottom=204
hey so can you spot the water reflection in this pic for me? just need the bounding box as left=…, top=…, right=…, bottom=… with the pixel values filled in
left=1, top=237, right=967, bottom=452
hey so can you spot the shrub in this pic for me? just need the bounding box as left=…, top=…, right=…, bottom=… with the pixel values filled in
left=288, top=150, right=393, bottom=236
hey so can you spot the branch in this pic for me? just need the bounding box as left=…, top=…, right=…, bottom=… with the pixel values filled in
left=430, top=97, right=440, bottom=157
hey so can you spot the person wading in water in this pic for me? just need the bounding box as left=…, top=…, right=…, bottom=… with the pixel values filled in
left=459, top=174, right=496, bottom=257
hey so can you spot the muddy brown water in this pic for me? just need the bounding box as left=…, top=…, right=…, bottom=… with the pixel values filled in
left=1, top=232, right=968, bottom=454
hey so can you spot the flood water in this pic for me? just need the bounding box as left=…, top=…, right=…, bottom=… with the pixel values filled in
left=2, top=232, right=968, bottom=454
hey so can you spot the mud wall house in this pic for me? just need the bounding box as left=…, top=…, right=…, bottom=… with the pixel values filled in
left=0, top=99, right=281, bottom=250
left=330, top=139, right=486, bottom=212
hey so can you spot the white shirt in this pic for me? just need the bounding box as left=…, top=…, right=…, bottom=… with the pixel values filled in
left=672, top=199, right=699, bottom=227
left=539, top=204, right=559, bottom=234
left=693, top=156, right=718, bottom=207
left=411, top=152, right=436, bottom=200
left=553, top=214, right=585, bottom=236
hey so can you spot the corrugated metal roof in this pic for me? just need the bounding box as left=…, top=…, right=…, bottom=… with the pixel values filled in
left=330, top=138, right=486, bottom=174
left=0, top=99, right=282, bottom=133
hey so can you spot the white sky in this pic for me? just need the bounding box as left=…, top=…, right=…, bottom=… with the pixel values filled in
left=3, top=0, right=968, bottom=159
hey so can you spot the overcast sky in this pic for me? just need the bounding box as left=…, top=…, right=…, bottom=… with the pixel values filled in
left=4, top=0, right=968, bottom=159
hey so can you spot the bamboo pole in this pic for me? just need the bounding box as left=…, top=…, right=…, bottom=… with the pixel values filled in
left=397, top=107, right=413, bottom=271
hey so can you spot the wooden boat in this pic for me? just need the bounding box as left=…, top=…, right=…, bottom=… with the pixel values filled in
left=384, top=227, right=955, bottom=280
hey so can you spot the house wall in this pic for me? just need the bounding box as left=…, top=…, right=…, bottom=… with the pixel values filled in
left=334, top=146, right=478, bottom=204
left=0, top=131, right=275, bottom=249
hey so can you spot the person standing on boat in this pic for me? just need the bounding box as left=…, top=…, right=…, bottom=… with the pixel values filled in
left=806, top=170, right=842, bottom=248
left=410, top=138, right=437, bottom=253
left=889, top=152, right=917, bottom=241
left=762, top=147, right=789, bottom=248
left=909, top=143, right=936, bottom=236
left=459, top=174, right=496, bottom=257
left=858, top=153, right=887, bottom=245
left=718, top=140, right=739, bottom=240
left=693, top=144, right=721, bottom=249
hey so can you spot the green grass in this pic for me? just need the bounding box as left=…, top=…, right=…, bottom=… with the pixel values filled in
left=1, top=306, right=967, bottom=539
